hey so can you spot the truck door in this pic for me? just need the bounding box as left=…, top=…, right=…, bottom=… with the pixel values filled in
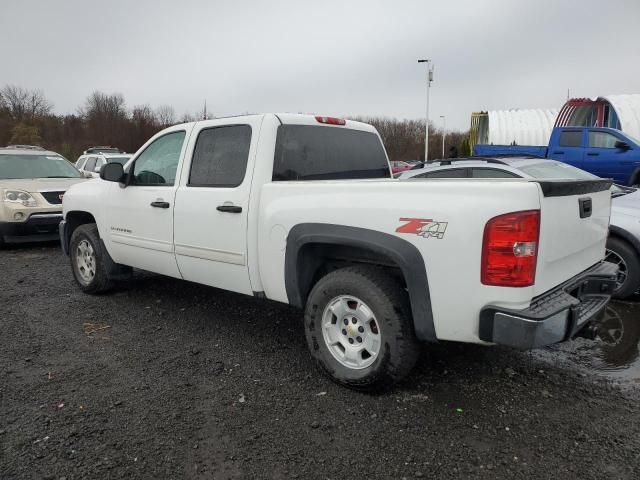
left=584, top=129, right=639, bottom=184
left=173, top=117, right=263, bottom=295
left=104, top=128, right=190, bottom=278
left=548, top=129, right=584, bottom=169
left=548, top=128, right=584, bottom=168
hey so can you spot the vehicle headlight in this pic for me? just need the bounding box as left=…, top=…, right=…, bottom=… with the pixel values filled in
left=3, top=190, right=37, bottom=207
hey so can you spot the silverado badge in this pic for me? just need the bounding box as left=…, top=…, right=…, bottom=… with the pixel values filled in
left=396, top=218, right=448, bottom=239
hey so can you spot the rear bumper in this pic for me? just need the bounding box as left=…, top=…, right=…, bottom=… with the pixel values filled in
left=479, top=262, right=618, bottom=349
left=0, top=213, right=63, bottom=243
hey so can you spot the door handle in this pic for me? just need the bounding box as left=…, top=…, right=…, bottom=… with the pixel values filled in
left=217, top=205, right=242, bottom=213
left=150, top=201, right=170, bottom=208
left=553, top=151, right=564, bottom=154
left=587, top=152, right=599, bottom=156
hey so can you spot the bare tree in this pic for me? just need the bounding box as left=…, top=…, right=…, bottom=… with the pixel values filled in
left=155, top=105, right=175, bottom=128
left=80, top=91, right=128, bottom=147
left=0, top=85, right=52, bottom=122
left=180, top=111, right=195, bottom=123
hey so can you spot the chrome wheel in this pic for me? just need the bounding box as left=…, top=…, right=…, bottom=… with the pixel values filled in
left=321, top=295, right=381, bottom=369
left=605, top=249, right=628, bottom=291
left=76, top=239, right=96, bottom=284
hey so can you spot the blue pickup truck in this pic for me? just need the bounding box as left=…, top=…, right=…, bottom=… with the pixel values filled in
left=474, top=127, right=640, bottom=186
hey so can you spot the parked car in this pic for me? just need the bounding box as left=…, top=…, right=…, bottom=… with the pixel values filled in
left=473, top=126, right=640, bottom=186
left=0, top=145, right=85, bottom=246
left=401, top=157, right=640, bottom=298
left=76, top=152, right=132, bottom=178
left=608, top=185, right=640, bottom=298
left=60, top=114, right=616, bottom=390
left=390, top=160, right=413, bottom=175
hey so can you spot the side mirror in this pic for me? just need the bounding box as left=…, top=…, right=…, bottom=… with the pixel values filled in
left=615, top=140, right=631, bottom=150
left=83, top=171, right=93, bottom=178
left=100, top=162, right=125, bottom=183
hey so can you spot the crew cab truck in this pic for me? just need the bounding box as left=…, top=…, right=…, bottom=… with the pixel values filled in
left=59, top=114, right=617, bottom=390
left=474, top=127, right=640, bottom=186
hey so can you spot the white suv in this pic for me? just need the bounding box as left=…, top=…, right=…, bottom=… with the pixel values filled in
left=76, top=148, right=131, bottom=178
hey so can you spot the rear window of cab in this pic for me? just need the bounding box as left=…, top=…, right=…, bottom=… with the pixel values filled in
left=272, top=125, right=390, bottom=181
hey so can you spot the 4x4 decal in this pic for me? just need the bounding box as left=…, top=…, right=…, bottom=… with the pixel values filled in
left=396, top=218, right=448, bottom=239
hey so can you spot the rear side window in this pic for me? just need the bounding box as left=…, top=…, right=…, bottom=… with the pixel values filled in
left=416, top=168, right=467, bottom=178
left=84, top=157, right=97, bottom=172
left=471, top=168, right=519, bottom=178
left=558, top=130, right=582, bottom=147
left=189, top=125, right=252, bottom=187
left=273, top=125, right=390, bottom=181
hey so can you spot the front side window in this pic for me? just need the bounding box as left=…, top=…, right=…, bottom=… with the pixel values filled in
left=273, top=125, right=390, bottom=181
left=132, top=131, right=186, bottom=186
left=189, top=125, right=252, bottom=187
left=589, top=131, right=620, bottom=149
left=471, top=168, right=519, bottom=178
left=558, top=130, right=582, bottom=147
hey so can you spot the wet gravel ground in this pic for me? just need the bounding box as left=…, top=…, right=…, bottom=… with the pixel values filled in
left=1, top=243, right=640, bottom=479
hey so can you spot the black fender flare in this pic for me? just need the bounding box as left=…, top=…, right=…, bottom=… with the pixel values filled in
left=285, top=223, right=436, bottom=342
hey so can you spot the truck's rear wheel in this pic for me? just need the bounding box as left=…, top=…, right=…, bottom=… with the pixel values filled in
left=605, top=236, right=640, bottom=299
left=70, top=223, right=114, bottom=294
left=304, top=266, right=420, bottom=390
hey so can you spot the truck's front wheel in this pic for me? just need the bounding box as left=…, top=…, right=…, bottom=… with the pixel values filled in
left=304, top=266, right=420, bottom=390
left=70, top=223, right=114, bottom=294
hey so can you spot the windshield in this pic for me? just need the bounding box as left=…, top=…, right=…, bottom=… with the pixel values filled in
left=518, top=161, right=597, bottom=180
left=0, top=154, right=81, bottom=179
left=107, top=156, right=131, bottom=165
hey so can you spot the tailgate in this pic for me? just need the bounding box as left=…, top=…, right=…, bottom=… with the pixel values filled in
left=534, top=179, right=612, bottom=296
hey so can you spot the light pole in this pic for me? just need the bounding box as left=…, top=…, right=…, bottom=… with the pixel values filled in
left=440, top=115, right=446, bottom=158
left=418, top=59, right=433, bottom=162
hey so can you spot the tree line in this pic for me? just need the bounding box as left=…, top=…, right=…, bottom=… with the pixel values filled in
left=0, top=85, right=469, bottom=162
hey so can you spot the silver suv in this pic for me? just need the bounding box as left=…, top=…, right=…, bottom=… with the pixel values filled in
left=76, top=147, right=131, bottom=178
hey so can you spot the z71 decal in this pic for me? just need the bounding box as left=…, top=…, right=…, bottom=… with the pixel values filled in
left=396, top=218, right=448, bottom=239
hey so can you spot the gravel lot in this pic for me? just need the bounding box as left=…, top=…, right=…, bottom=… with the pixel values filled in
left=1, top=243, right=639, bottom=479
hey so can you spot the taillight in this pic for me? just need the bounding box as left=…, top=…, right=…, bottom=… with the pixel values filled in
left=481, top=210, right=540, bottom=287
left=315, top=116, right=346, bottom=126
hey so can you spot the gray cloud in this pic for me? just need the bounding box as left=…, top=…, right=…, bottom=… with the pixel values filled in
left=1, top=0, right=638, bottom=130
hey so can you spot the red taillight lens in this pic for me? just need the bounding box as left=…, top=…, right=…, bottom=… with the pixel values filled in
left=315, top=116, right=346, bottom=126
left=481, top=210, right=540, bottom=287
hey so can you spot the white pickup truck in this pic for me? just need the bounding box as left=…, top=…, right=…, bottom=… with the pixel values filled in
left=60, top=114, right=617, bottom=389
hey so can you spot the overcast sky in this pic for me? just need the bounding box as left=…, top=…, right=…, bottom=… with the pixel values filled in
left=1, top=0, right=639, bottom=130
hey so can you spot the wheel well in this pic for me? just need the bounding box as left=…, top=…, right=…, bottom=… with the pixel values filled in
left=285, top=223, right=436, bottom=341
left=294, top=242, right=405, bottom=309
left=63, top=211, right=97, bottom=251
left=609, top=227, right=640, bottom=257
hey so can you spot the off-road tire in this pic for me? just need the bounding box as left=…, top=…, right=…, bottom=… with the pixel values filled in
left=304, top=266, right=420, bottom=391
left=606, top=236, right=640, bottom=299
left=69, top=223, right=114, bottom=294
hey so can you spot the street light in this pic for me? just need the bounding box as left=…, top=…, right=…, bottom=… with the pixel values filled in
left=440, top=115, right=446, bottom=158
left=418, top=59, right=434, bottom=162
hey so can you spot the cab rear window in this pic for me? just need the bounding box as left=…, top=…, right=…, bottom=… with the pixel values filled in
left=272, top=125, right=390, bottom=181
